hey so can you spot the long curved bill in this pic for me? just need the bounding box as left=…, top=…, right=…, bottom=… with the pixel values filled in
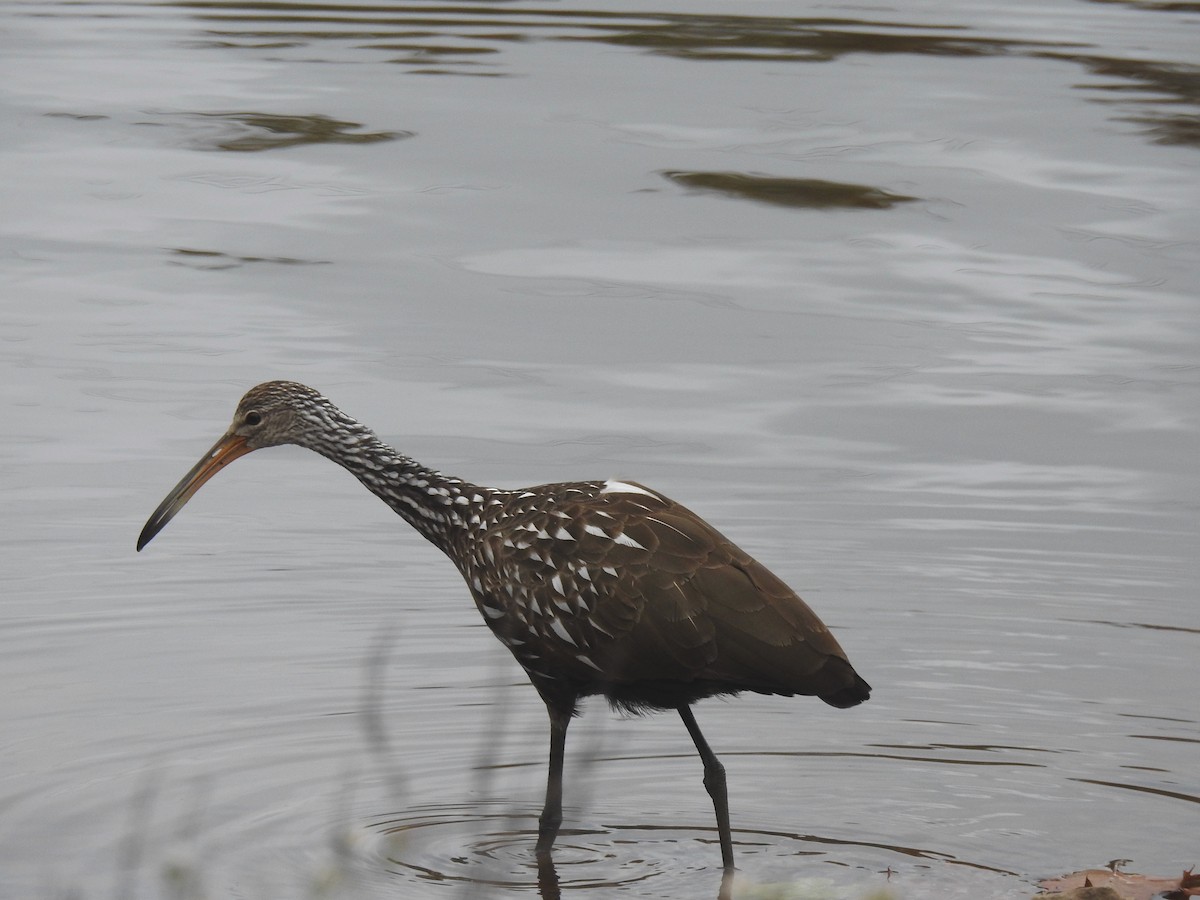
left=137, top=433, right=254, bottom=551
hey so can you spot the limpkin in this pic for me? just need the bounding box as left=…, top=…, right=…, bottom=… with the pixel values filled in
left=137, top=381, right=870, bottom=871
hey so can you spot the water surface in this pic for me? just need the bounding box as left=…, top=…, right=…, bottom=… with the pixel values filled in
left=1, top=1, right=1197, bottom=898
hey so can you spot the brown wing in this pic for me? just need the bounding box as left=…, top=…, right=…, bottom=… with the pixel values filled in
left=476, top=481, right=869, bottom=707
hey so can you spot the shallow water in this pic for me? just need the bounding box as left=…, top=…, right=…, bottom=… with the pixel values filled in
left=1, top=1, right=1197, bottom=898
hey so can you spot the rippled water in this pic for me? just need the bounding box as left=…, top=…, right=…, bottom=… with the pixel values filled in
left=1, top=1, right=1197, bottom=898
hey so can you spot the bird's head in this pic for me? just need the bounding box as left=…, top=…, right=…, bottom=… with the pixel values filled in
left=229, top=380, right=330, bottom=450
left=136, top=381, right=337, bottom=551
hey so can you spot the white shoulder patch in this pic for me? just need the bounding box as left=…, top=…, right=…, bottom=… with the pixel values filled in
left=599, top=479, right=659, bottom=498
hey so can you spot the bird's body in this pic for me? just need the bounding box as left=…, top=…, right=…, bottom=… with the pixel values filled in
left=138, top=381, right=870, bottom=872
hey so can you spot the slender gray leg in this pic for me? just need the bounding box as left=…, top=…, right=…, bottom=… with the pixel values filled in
left=679, top=705, right=735, bottom=871
left=536, top=706, right=571, bottom=856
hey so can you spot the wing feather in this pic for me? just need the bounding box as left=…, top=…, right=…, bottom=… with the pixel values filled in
left=474, top=481, right=866, bottom=704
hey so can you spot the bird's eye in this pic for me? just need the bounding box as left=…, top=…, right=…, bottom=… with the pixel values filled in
left=244, top=411, right=263, bottom=427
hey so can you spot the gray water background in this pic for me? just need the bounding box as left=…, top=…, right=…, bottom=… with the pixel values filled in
left=1, top=1, right=1197, bottom=898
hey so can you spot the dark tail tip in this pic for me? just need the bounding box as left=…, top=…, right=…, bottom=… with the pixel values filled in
left=820, top=670, right=872, bottom=709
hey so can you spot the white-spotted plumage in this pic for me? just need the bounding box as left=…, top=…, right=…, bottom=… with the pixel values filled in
left=599, top=479, right=660, bottom=498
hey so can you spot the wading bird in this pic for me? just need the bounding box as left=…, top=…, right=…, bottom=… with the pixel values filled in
left=137, top=381, right=870, bottom=871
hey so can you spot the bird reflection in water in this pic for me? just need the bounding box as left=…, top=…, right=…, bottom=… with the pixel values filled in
left=535, top=851, right=736, bottom=900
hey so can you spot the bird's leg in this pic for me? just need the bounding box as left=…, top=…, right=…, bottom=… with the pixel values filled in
left=536, top=849, right=562, bottom=900
left=536, top=705, right=571, bottom=856
left=678, top=705, right=735, bottom=871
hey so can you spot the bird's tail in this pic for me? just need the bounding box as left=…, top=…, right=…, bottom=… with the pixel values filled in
left=818, top=662, right=872, bottom=709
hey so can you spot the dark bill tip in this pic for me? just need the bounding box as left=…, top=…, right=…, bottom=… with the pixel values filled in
left=137, top=433, right=253, bottom=551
